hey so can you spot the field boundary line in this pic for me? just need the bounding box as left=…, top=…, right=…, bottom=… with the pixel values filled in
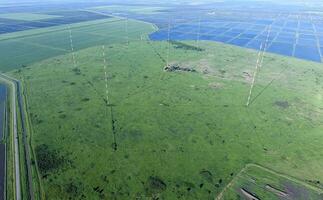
left=215, top=164, right=248, bottom=200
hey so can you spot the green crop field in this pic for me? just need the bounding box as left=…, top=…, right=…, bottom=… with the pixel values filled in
left=0, top=17, right=155, bottom=72
left=3, top=12, right=323, bottom=200
left=0, top=13, right=61, bottom=21
left=89, top=5, right=165, bottom=14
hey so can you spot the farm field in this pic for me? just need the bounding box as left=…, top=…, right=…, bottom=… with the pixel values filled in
left=0, top=10, right=110, bottom=35
left=90, top=5, right=165, bottom=15
left=0, top=17, right=155, bottom=72
left=7, top=17, right=323, bottom=199
left=0, top=13, right=61, bottom=21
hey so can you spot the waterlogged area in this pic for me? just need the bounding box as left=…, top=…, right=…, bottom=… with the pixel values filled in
left=148, top=9, right=323, bottom=62
left=85, top=1, right=323, bottom=63
left=0, top=84, right=6, bottom=199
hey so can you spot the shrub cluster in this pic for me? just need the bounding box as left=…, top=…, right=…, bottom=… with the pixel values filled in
left=35, top=144, right=65, bottom=175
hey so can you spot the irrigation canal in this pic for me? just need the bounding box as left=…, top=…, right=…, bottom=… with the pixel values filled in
left=0, top=84, right=7, bottom=200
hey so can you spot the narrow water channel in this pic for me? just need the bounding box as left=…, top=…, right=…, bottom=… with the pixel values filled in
left=0, top=84, right=7, bottom=200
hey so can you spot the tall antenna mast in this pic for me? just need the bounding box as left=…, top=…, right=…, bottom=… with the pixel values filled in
left=125, top=17, right=129, bottom=46
left=197, top=17, right=201, bottom=48
left=166, top=18, right=171, bottom=67
left=101, top=45, right=117, bottom=151
left=246, top=25, right=272, bottom=106
left=102, top=45, right=110, bottom=105
left=68, top=26, right=77, bottom=68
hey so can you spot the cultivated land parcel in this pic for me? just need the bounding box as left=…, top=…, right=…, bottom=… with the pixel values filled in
left=2, top=12, right=323, bottom=200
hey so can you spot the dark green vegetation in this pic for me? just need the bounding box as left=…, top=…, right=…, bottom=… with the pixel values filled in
left=169, top=40, right=204, bottom=52
left=3, top=13, right=323, bottom=200
left=35, top=144, right=68, bottom=175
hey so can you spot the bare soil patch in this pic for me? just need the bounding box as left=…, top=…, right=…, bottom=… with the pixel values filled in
left=265, top=184, right=289, bottom=198
left=164, top=63, right=196, bottom=73
left=208, top=82, right=222, bottom=89
left=243, top=71, right=252, bottom=83
left=274, top=101, right=289, bottom=109
left=240, top=188, right=260, bottom=200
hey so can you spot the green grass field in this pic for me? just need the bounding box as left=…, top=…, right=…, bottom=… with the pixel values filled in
left=3, top=15, right=323, bottom=199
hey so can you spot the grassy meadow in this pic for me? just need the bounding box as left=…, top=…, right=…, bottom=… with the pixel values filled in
left=2, top=13, right=323, bottom=199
